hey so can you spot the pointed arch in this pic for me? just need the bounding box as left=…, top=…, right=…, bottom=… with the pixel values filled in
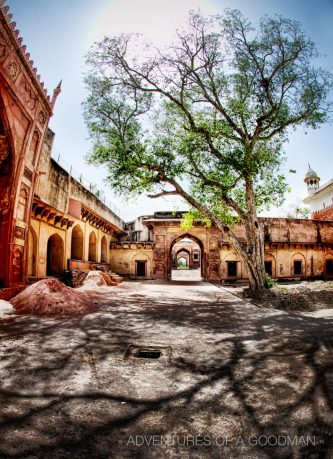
left=169, top=233, right=204, bottom=279
left=71, top=224, right=83, bottom=260
left=101, top=235, right=107, bottom=263
left=47, top=233, right=64, bottom=275
left=27, top=130, right=40, bottom=165
left=89, top=231, right=97, bottom=262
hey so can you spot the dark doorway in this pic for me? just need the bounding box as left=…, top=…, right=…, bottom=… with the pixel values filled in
left=136, top=260, right=146, bottom=277
left=227, top=261, right=237, bottom=277
left=101, top=236, right=107, bottom=263
left=71, top=225, right=83, bottom=260
left=294, top=260, right=302, bottom=275
left=264, top=261, right=272, bottom=276
left=326, top=259, right=333, bottom=275
left=47, top=234, right=64, bottom=276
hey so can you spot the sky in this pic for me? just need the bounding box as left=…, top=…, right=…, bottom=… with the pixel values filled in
left=8, top=0, right=333, bottom=221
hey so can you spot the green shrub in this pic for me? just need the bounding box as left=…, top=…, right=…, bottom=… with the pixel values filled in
left=265, top=275, right=276, bottom=289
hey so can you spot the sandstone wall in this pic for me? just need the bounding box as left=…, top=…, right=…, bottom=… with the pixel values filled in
left=29, top=217, right=118, bottom=277
left=36, top=129, right=124, bottom=229
left=110, top=242, right=154, bottom=278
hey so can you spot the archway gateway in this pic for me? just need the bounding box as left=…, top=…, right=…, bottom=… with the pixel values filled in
left=169, top=235, right=204, bottom=281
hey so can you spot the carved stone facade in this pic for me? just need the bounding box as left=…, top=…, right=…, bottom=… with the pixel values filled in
left=0, top=4, right=59, bottom=298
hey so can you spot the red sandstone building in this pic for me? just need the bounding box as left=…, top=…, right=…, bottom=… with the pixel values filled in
left=0, top=3, right=61, bottom=298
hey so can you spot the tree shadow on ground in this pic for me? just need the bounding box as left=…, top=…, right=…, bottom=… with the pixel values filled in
left=0, top=283, right=332, bottom=458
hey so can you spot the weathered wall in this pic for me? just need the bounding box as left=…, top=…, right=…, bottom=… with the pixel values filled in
left=36, top=129, right=124, bottom=230
left=110, top=242, right=154, bottom=278
left=139, top=215, right=333, bottom=281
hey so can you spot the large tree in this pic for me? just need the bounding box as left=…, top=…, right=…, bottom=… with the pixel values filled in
left=84, top=10, right=332, bottom=291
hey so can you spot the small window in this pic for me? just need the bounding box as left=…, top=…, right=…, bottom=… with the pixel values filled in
left=264, top=261, right=272, bottom=276
left=193, top=253, right=199, bottom=261
left=227, top=261, right=237, bottom=277
left=294, top=260, right=302, bottom=275
left=326, top=260, right=333, bottom=275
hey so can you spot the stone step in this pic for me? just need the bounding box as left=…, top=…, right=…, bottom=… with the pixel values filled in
left=171, top=269, right=202, bottom=282
left=110, top=274, right=123, bottom=284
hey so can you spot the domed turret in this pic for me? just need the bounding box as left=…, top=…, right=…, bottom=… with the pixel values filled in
left=304, top=164, right=320, bottom=193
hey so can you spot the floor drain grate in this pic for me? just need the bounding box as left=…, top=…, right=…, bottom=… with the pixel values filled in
left=125, top=345, right=172, bottom=362
left=136, top=350, right=161, bottom=359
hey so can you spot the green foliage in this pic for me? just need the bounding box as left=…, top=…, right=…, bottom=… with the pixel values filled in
left=177, top=258, right=187, bottom=268
left=83, top=9, right=332, bottom=289
left=180, top=210, right=212, bottom=231
left=287, top=206, right=310, bottom=219
left=265, top=275, right=276, bottom=289
left=84, top=10, right=331, bottom=213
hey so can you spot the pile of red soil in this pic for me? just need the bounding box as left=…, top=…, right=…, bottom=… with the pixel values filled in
left=10, top=278, right=96, bottom=316
left=83, top=270, right=115, bottom=287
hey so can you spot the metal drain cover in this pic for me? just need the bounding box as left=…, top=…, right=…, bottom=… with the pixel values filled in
left=125, top=345, right=172, bottom=362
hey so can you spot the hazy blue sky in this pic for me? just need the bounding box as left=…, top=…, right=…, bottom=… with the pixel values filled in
left=8, top=0, right=333, bottom=220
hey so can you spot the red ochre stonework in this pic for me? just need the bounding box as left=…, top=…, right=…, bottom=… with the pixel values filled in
left=312, top=204, right=333, bottom=221
left=0, top=5, right=59, bottom=299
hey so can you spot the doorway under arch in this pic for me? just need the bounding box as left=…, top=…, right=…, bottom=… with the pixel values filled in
left=101, top=235, right=107, bottom=263
left=170, top=234, right=204, bottom=281
left=89, top=231, right=97, bottom=262
left=71, top=225, right=83, bottom=260
left=47, top=234, right=64, bottom=276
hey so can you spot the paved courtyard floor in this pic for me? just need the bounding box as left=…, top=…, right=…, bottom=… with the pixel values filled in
left=0, top=281, right=332, bottom=459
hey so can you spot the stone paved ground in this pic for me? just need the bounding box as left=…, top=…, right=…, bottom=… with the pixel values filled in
left=0, top=281, right=332, bottom=459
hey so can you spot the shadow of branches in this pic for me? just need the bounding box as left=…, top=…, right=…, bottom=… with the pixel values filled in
left=0, top=281, right=332, bottom=458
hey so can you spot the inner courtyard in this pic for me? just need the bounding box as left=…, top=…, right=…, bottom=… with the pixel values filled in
left=0, top=2, right=333, bottom=458
left=0, top=280, right=332, bottom=458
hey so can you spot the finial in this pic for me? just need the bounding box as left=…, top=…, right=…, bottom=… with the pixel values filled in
left=51, top=80, right=62, bottom=110
left=308, top=163, right=311, bottom=169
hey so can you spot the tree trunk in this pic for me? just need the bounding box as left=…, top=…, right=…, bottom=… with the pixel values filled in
left=243, top=177, right=267, bottom=291
left=241, top=225, right=266, bottom=291
left=222, top=223, right=267, bottom=292
left=218, top=177, right=268, bottom=292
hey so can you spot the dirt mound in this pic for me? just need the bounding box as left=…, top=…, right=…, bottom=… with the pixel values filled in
left=83, top=270, right=115, bottom=287
left=10, top=278, right=96, bottom=316
left=249, top=281, right=333, bottom=312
